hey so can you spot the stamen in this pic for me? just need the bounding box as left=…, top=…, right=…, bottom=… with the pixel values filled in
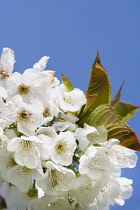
left=18, top=110, right=32, bottom=121
left=21, top=140, right=33, bottom=149
left=17, top=84, right=30, bottom=94
left=0, top=69, right=9, bottom=79
left=43, top=108, right=50, bottom=117
left=55, top=141, right=67, bottom=155
left=64, top=96, right=74, bottom=105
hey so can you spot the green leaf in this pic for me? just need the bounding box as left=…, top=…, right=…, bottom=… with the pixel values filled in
left=86, top=51, right=111, bottom=111
left=61, top=73, right=74, bottom=92
left=110, top=82, right=124, bottom=107
left=79, top=104, right=140, bottom=151
left=81, top=104, right=118, bottom=127
left=114, top=101, right=139, bottom=122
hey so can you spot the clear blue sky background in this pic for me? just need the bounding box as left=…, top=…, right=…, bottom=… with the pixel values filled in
left=0, top=1, right=140, bottom=209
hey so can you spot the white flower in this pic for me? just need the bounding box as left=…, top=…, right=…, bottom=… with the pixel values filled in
left=115, top=177, right=133, bottom=206
left=7, top=165, right=35, bottom=192
left=95, top=178, right=120, bottom=207
left=0, top=48, right=15, bottom=88
left=33, top=56, right=59, bottom=87
left=0, top=149, right=43, bottom=192
left=0, top=48, right=15, bottom=74
left=37, top=161, right=76, bottom=194
left=36, top=127, right=57, bottom=160
left=103, top=138, right=138, bottom=168
left=70, top=175, right=99, bottom=207
left=40, top=89, right=59, bottom=124
left=53, top=84, right=86, bottom=112
left=79, top=145, right=110, bottom=179
left=63, top=88, right=86, bottom=112
left=7, top=135, right=49, bottom=168
left=7, top=69, right=54, bottom=102
left=49, top=131, right=77, bottom=166
left=4, top=95, right=44, bottom=135
left=76, top=124, right=108, bottom=151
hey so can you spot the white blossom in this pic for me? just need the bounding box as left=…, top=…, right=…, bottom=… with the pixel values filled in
left=115, top=177, right=133, bottom=206
left=79, top=145, right=111, bottom=179
left=95, top=178, right=120, bottom=207
left=53, top=84, right=86, bottom=112
left=49, top=131, right=77, bottom=166
left=7, top=69, right=54, bottom=102
left=76, top=124, right=108, bottom=151
left=7, top=135, right=49, bottom=168
left=103, top=138, right=138, bottom=168
left=0, top=48, right=15, bottom=88
left=4, top=95, right=44, bottom=135
left=37, top=161, right=76, bottom=194
left=69, top=175, right=99, bottom=207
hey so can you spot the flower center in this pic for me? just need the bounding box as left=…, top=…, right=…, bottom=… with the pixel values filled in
left=0, top=69, right=9, bottom=79
left=17, top=84, right=30, bottom=94
left=50, top=169, right=59, bottom=187
left=87, top=131, right=99, bottom=142
left=2, top=97, right=6, bottom=103
left=49, top=169, right=63, bottom=188
left=55, top=141, right=67, bottom=155
left=18, top=110, right=32, bottom=121
left=64, top=96, right=74, bottom=105
left=21, top=140, right=34, bottom=149
left=43, top=108, right=51, bottom=117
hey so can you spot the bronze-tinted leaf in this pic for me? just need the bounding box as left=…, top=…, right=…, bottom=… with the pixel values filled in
left=87, top=51, right=111, bottom=110
left=114, top=101, right=139, bottom=122
left=106, top=122, right=140, bottom=151
left=80, top=104, right=140, bottom=151
left=61, top=73, right=74, bottom=92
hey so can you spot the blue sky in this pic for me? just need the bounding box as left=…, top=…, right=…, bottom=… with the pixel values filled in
left=1, top=1, right=140, bottom=209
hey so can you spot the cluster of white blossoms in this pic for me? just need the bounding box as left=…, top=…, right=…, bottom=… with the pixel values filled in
left=0, top=48, right=138, bottom=210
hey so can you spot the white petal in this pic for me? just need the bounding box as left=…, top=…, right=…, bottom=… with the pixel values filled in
left=33, top=56, right=50, bottom=70
left=1, top=48, right=15, bottom=74
left=7, top=165, right=33, bottom=192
